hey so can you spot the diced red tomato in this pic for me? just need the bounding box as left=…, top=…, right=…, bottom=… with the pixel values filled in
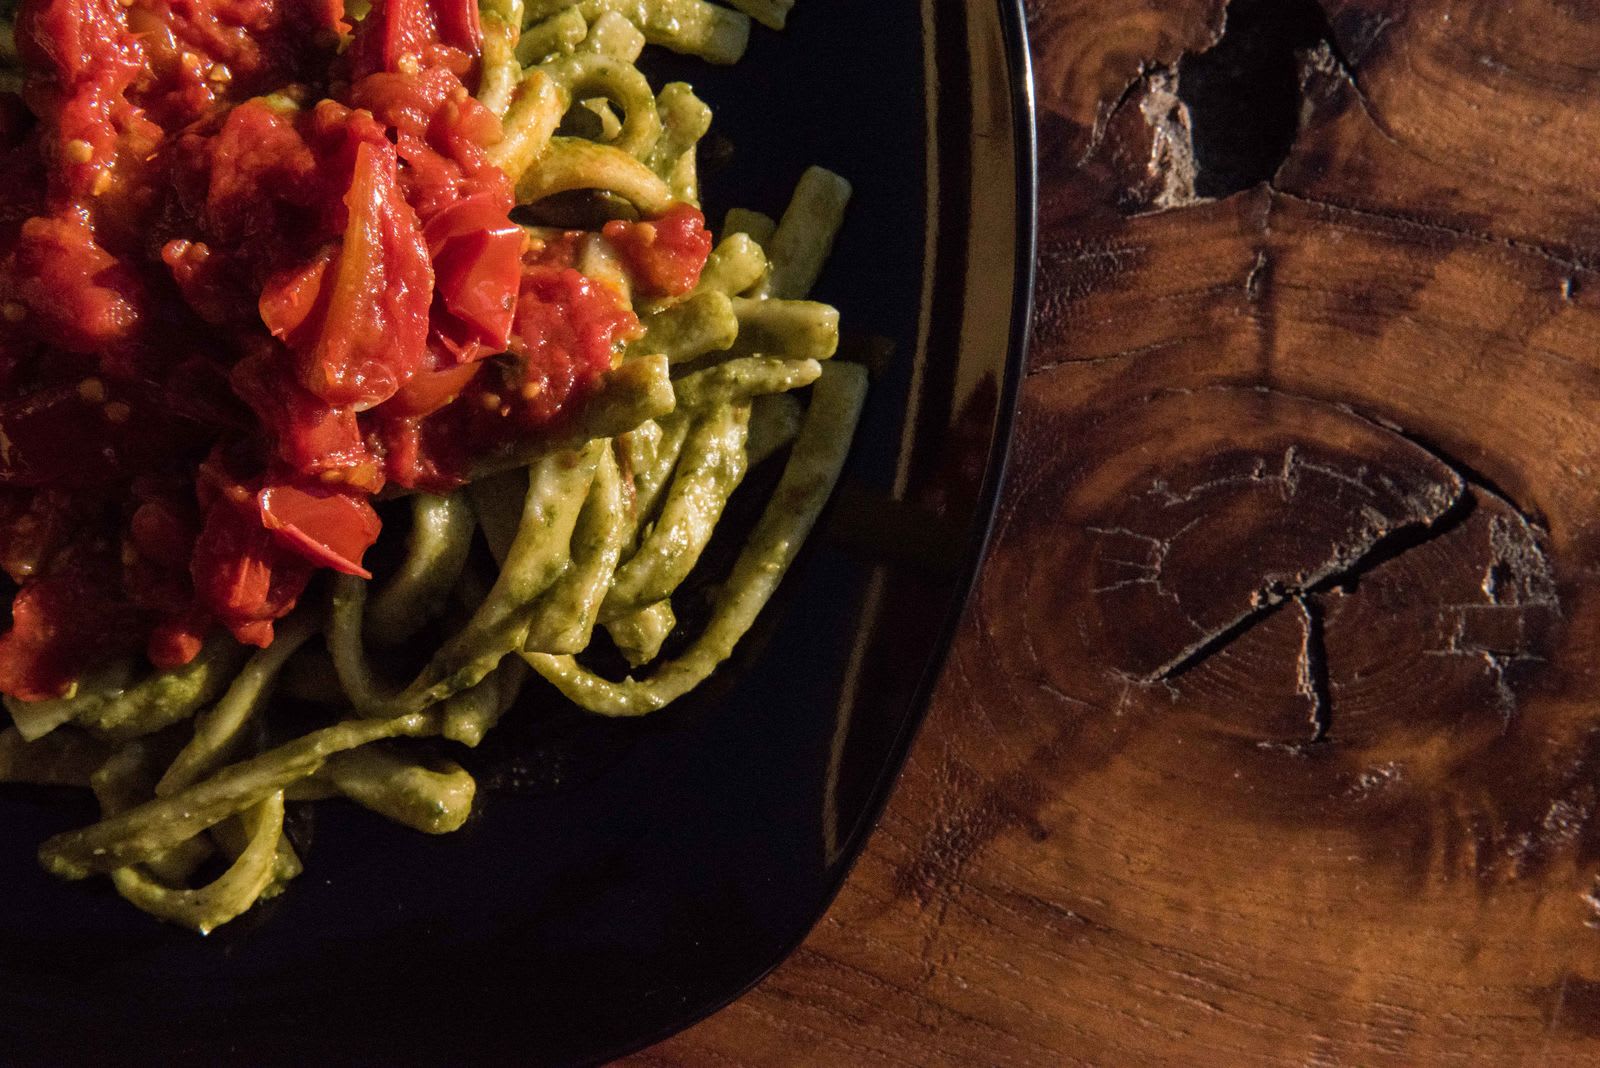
left=427, top=194, right=524, bottom=359
left=346, top=0, right=482, bottom=82
left=510, top=265, right=642, bottom=420
left=258, top=482, right=382, bottom=577
left=191, top=497, right=312, bottom=648
left=259, top=250, right=333, bottom=342
left=6, top=215, right=146, bottom=354
left=230, top=343, right=381, bottom=486
left=163, top=239, right=250, bottom=325
left=373, top=412, right=458, bottom=493
left=0, top=563, right=146, bottom=700
left=430, top=0, right=482, bottom=62
left=197, top=100, right=322, bottom=247
left=387, top=356, right=482, bottom=417
left=603, top=204, right=714, bottom=298
left=148, top=618, right=207, bottom=669
left=261, top=137, right=434, bottom=408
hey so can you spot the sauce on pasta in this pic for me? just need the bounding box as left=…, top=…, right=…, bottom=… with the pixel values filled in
left=0, top=0, right=710, bottom=697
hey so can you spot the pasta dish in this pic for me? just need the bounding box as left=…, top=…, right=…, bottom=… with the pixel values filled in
left=0, top=0, right=860, bottom=931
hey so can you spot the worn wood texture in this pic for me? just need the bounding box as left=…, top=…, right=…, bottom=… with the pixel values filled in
left=634, top=0, right=1600, bottom=1063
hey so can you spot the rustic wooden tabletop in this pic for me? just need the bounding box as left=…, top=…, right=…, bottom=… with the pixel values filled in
left=631, top=0, right=1600, bottom=1062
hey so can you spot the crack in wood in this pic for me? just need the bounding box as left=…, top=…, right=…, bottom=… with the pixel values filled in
left=1127, top=418, right=1555, bottom=746
left=1295, top=39, right=1405, bottom=153
left=1294, top=595, right=1332, bottom=743
left=1086, top=523, right=1191, bottom=604
left=1140, top=484, right=1464, bottom=685
left=1277, top=188, right=1599, bottom=273
left=1303, top=482, right=1475, bottom=597
left=1244, top=249, right=1270, bottom=302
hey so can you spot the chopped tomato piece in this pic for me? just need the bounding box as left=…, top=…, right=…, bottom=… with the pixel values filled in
left=431, top=222, right=523, bottom=358
left=7, top=215, right=146, bottom=353
left=148, top=618, right=206, bottom=669
left=258, top=482, right=382, bottom=577
left=0, top=0, right=672, bottom=698
left=191, top=498, right=312, bottom=649
left=347, top=0, right=482, bottom=80
left=261, top=138, right=434, bottom=408
left=0, top=565, right=144, bottom=701
left=231, top=343, right=380, bottom=486
left=431, top=0, right=483, bottom=62
left=510, top=265, right=642, bottom=420
left=603, top=204, right=713, bottom=298
left=259, top=250, right=334, bottom=343
left=387, top=357, right=482, bottom=417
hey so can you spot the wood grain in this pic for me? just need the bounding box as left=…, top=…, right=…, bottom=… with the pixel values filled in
left=633, top=0, right=1600, bottom=1062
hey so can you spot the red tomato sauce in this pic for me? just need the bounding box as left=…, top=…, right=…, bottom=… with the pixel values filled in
left=0, top=0, right=712, bottom=700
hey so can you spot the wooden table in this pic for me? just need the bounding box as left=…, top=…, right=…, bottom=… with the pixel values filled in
left=633, top=1, right=1600, bottom=1062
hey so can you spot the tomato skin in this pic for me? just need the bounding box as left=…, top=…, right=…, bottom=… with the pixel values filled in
left=430, top=0, right=482, bottom=63
left=428, top=211, right=523, bottom=359
left=386, top=356, right=481, bottom=417
left=258, top=136, right=434, bottom=409
left=258, top=482, right=381, bottom=577
left=259, top=250, right=332, bottom=342
left=190, top=495, right=312, bottom=649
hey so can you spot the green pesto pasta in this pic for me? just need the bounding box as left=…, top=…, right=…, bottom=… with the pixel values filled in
left=630, top=290, right=739, bottom=363
left=761, top=166, right=853, bottom=300
left=725, top=297, right=840, bottom=361
left=516, top=8, right=588, bottom=65
left=365, top=492, right=478, bottom=646
left=581, top=10, right=646, bottom=61
left=523, top=0, right=750, bottom=64
left=5, top=0, right=867, bottom=933
left=526, top=362, right=868, bottom=716
left=320, top=746, right=477, bottom=834
left=671, top=355, right=823, bottom=409
left=600, top=402, right=749, bottom=620
left=538, top=51, right=663, bottom=159
left=698, top=232, right=769, bottom=296
left=524, top=443, right=628, bottom=653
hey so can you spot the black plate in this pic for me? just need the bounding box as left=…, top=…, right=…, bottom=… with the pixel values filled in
left=0, top=2, right=1035, bottom=1063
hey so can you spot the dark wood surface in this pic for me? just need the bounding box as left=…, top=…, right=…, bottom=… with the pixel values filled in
left=631, top=1, right=1600, bottom=1062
